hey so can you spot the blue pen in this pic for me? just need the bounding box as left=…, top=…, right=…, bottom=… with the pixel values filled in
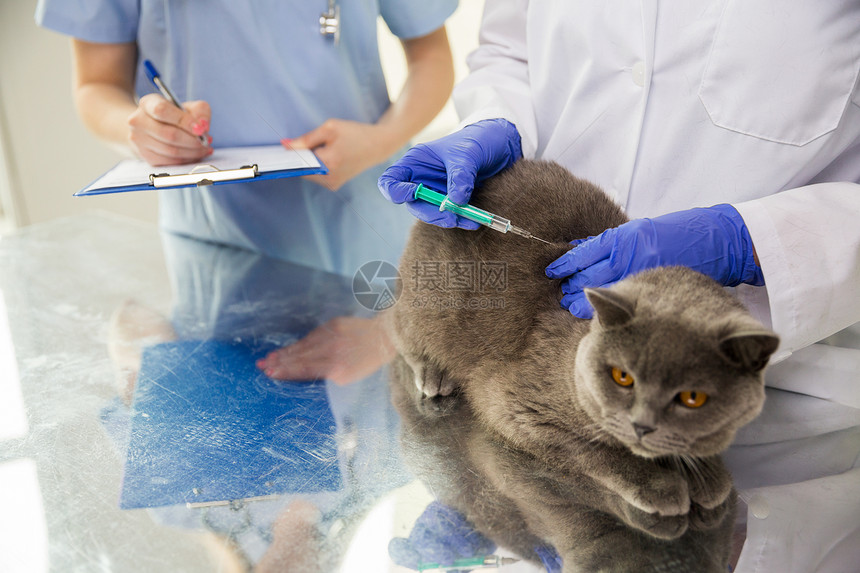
left=142, top=59, right=208, bottom=146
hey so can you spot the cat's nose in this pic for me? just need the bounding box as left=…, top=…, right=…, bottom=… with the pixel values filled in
left=633, top=423, right=656, bottom=439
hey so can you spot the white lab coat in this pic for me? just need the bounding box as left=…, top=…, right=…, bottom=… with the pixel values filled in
left=453, top=1, right=860, bottom=571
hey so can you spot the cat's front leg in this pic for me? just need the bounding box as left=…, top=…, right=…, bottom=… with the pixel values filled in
left=681, top=456, right=735, bottom=530
left=682, top=455, right=733, bottom=509
left=403, top=354, right=462, bottom=397
left=588, top=460, right=691, bottom=539
left=612, top=470, right=691, bottom=539
left=689, top=488, right=736, bottom=532
left=592, top=464, right=690, bottom=517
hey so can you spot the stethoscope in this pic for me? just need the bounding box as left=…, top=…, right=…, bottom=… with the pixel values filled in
left=319, top=0, right=340, bottom=45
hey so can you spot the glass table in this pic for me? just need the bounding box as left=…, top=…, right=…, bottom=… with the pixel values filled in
left=0, top=213, right=544, bottom=573
left=4, top=213, right=858, bottom=573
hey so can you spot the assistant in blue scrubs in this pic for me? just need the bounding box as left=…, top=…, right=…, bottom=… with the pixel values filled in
left=36, top=0, right=458, bottom=276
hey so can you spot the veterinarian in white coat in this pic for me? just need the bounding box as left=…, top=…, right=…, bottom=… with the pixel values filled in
left=379, top=1, right=860, bottom=571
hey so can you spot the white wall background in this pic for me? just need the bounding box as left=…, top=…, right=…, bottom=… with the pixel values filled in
left=0, top=1, right=484, bottom=234
left=0, top=1, right=159, bottom=231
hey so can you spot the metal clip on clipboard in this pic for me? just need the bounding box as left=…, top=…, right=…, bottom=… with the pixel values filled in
left=149, top=163, right=259, bottom=188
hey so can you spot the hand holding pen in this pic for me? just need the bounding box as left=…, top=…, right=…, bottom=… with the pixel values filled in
left=126, top=60, right=212, bottom=166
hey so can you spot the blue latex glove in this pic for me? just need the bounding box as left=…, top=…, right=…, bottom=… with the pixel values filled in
left=377, top=118, right=523, bottom=229
left=534, top=545, right=563, bottom=573
left=388, top=501, right=496, bottom=571
left=545, top=204, right=764, bottom=318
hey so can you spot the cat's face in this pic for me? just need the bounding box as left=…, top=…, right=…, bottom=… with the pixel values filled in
left=571, top=272, right=779, bottom=459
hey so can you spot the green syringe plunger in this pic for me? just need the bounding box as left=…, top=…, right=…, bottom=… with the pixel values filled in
left=413, top=184, right=549, bottom=244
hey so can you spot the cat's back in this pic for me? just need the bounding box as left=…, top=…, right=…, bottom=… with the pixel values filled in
left=403, top=159, right=627, bottom=265
left=470, top=159, right=628, bottom=245
left=398, top=159, right=628, bottom=312
left=393, top=161, right=626, bottom=359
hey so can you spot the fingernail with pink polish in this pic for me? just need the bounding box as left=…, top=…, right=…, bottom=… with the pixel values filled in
left=192, top=119, right=209, bottom=136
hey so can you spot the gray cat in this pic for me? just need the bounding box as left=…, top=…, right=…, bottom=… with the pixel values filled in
left=386, top=159, right=779, bottom=572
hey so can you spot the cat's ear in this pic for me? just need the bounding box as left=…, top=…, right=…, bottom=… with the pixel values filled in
left=585, top=288, right=634, bottom=327
left=718, top=330, right=780, bottom=372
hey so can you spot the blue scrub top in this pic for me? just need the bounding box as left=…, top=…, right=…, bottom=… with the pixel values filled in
left=36, top=0, right=457, bottom=276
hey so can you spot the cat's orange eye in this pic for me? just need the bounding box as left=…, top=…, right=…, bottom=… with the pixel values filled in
left=611, top=367, right=634, bottom=387
left=678, top=391, right=708, bottom=408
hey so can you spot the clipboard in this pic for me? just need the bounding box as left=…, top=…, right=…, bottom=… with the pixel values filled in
left=119, top=339, right=343, bottom=509
left=77, top=144, right=327, bottom=196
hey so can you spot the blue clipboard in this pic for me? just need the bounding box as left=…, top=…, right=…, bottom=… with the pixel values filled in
left=119, top=339, right=342, bottom=509
left=76, top=144, right=327, bottom=196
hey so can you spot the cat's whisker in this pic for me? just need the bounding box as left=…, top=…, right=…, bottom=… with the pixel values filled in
left=668, top=454, right=684, bottom=476
left=679, top=454, right=709, bottom=497
left=572, top=421, right=613, bottom=449
left=578, top=421, right=611, bottom=443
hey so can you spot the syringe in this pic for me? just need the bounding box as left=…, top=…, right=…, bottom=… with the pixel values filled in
left=417, top=554, right=521, bottom=571
left=414, top=184, right=550, bottom=244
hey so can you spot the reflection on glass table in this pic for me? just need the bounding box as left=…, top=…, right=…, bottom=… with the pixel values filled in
left=117, top=339, right=342, bottom=510
left=0, top=214, right=436, bottom=572
left=103, top=231, right=408, bottom=571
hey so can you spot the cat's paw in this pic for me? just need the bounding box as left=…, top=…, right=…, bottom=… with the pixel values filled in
left=414, top=363, right=461, bottom=398
left=685, top=457, right=733, bottom=510
left=688, top=501, right=728, bottom=531
left=623, top=504, right=689, bottom=540
left=689, top=489, right=735, bottom=531
left=416, top=394, right=460, bottom=417
left=624, top=472, right=690, bottom=517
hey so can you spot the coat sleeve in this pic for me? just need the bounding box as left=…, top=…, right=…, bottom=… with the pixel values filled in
left=452, top=0, right=539, bottom=158
left=733, top=181, right=860, bottom=361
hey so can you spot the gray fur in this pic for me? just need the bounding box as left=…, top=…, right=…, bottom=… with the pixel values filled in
left=387, top=160, right=779, bottom=572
